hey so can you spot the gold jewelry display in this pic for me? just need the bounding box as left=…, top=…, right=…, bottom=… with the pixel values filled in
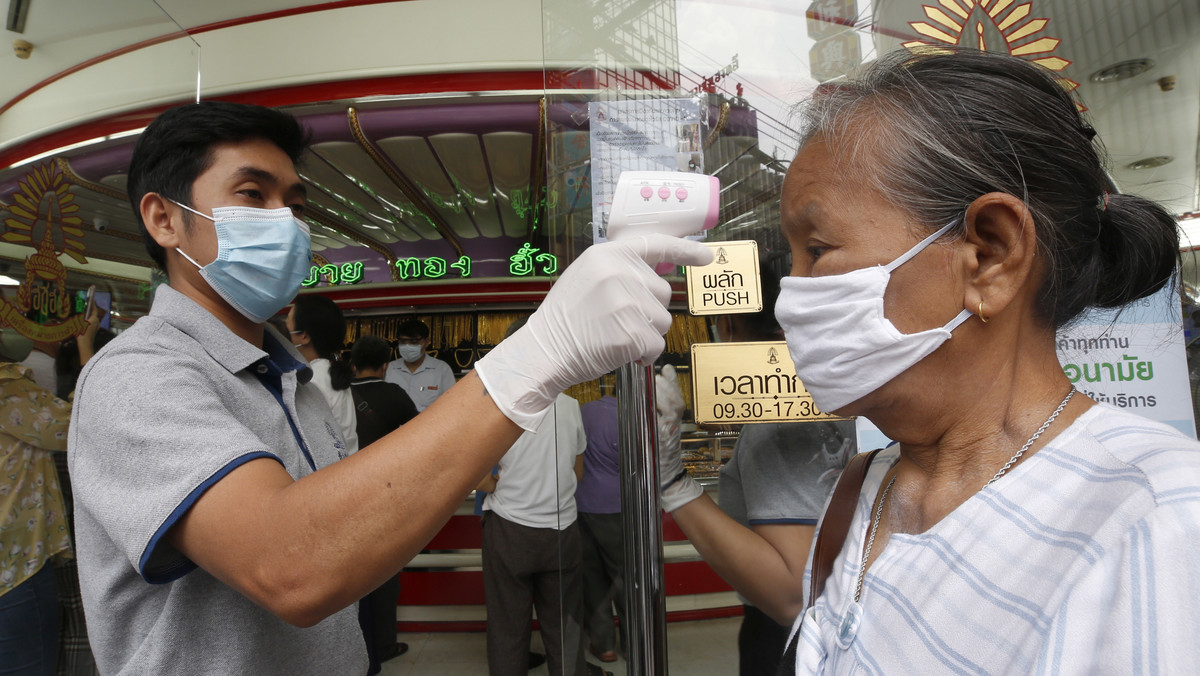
left=476, top=313, right=525, bottom=346
left=565, top=379, right=602, bottom=405
left=677, top=369, right=693, bottom=411
left=350, top=310, right=717, bottom=401
left=453, top=347, right=475, bottom=369
left=664, top=313, right=709, bottom=354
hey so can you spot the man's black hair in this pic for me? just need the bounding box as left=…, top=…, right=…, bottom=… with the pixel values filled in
left=351, top=335, right=392, bottom=372
left=396, top=318, right=430, bottom=340
left=125, top=101, right=311, bottom=270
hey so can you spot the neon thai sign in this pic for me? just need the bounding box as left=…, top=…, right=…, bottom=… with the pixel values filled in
left=301, top=243, right=560, bottom=288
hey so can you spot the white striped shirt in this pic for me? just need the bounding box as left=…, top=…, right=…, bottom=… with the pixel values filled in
left=791, top=404, right=1200, bottom=675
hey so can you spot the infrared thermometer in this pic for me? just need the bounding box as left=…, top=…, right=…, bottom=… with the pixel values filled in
left=605, top=170, right=720, bottom=675
left=605, top=170, right=721, bottom=242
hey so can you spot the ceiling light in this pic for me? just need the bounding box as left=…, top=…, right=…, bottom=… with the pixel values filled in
left=0, top=274, right=20, bottom=286
left=1089, top=58, right=1155, bottom=83
left=7, top=127, right=146, bottom=171
left=1126, top=156, right=1173, bottom=170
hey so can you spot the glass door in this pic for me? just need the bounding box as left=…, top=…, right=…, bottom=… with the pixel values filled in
left=538, top=1, right=1199, bottom=674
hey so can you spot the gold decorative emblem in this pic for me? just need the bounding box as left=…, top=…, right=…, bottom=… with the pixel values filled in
left=904, top=0, right=1078, bottom=95
left=0, top=162, right=89, bottom=341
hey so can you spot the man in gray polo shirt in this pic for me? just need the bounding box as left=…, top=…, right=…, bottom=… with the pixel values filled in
left=68, top=101, right=712, bottom=674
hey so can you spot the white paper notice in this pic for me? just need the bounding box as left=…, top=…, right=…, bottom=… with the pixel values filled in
left=589, top=98, right=706, bottom=243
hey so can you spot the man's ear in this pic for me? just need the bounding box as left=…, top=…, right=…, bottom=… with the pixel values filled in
left=959, top=192, right=1040, bottom=321
left=140, top=193, right=183, bottom=250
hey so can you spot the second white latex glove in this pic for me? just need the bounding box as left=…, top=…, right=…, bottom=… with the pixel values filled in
left=476, top=235, right=713, bottom=431
left=655, top=364, right=703, bottom=513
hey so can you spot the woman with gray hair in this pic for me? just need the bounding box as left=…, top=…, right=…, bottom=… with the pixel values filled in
left=655, top=48, right=1199, bottom=674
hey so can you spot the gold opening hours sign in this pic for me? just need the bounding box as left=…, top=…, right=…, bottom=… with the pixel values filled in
left=690, top=341, right=848, bottom=424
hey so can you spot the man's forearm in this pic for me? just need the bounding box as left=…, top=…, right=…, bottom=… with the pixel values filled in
left=170, top=371, right=523, bottom=626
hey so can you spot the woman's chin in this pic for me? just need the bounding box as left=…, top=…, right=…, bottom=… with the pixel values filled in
left=821, top=395, right=870, bottom=420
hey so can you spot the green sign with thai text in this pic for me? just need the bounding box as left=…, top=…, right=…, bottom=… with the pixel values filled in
left=302, top=243, right=560, bottom=288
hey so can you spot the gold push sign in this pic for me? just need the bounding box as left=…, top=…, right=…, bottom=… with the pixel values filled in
left=686, top=240, right=761, bottom=315
left=690, top=341, right=847, bottom=424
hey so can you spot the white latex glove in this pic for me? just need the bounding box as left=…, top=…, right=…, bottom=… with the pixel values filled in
left=476, top=235, right=713, bottom=431
left=655, top=364, right=703, bottom=513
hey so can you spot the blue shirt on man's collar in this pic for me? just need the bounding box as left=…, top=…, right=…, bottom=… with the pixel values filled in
left=261, top=328, right=312, bottom=385
left=148, top=285, right=311, bottom=383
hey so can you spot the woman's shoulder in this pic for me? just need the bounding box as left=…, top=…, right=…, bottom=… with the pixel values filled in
left=1075, top=404, right=1200, bottom=453
left=1060, top=404, right=1200, bottom=506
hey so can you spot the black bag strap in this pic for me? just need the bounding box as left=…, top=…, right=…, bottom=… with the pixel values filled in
left=808, top=448, right=881, bottom=610
left=778, top=448, right=882, bottom=676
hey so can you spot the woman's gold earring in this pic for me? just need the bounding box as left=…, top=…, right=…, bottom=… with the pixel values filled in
left=978, top=301, right=989, bottom=324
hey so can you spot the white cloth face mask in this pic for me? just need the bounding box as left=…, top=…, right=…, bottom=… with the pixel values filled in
left=775, top=219, right=972, bottom=413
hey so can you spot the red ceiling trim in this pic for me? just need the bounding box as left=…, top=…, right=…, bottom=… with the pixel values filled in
left=0, top=70, right=546, bottom=170
left=0, top=0, right=417, bottom=118
left=184, top=0, right=409, bottom=37
left=213, top=71, right=547, bottom=110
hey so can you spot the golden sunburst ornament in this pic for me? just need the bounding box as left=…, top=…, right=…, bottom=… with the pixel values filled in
left=904, top=0, right=1079, bottom=96
left=0, top=162, right=90, bottom=342
left=3, top=162, right=86, bottom=261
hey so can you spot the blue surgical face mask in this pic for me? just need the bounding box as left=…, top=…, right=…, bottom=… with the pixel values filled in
left=171, top=200, right=312, bottom=323
left=397, top=344, right=424, bottom=363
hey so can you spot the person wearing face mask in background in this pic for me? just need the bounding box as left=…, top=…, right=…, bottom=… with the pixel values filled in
left=67, top=101, right=713, bottom=675
left=286, top=294, right=359, bottom=456
left=384, top=318, right=456, bottom=412
left=655, top=49, right=1200, bottom=674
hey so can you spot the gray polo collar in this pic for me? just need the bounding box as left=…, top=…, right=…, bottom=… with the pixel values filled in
left=405, top=356, right=441, bottom=374
left=149, top=285, right=310, bottom=381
